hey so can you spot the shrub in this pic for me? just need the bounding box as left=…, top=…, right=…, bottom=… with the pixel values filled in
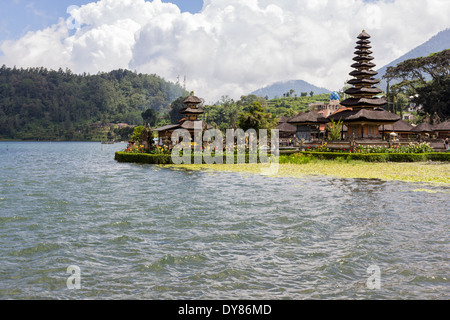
left=115, top=152, right=279, bottom=165
left=115, top=152, right=172, bottom=164
left=329, top=119, right=343, bottom=141
left=387, top=153, right=426, bottom=162
left=281, top=153, right=311, bottom=164
left=425, top=153, right=450, bottom=162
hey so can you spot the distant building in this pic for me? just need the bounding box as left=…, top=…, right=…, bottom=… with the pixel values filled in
left=402, top=113, right=416, bottom=121
left=309, top=91, right=343, bottom=117
left=407, top=101, right=423, bottom=113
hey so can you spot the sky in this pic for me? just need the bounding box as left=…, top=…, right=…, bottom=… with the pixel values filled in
left=0, top=0, right=449, bottom=103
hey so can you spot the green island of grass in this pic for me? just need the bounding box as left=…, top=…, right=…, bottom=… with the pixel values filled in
left=163, top=160, right=450, bottom=186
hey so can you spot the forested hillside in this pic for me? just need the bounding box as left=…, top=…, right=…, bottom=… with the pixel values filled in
left=0, top=66, right=187, bottom=140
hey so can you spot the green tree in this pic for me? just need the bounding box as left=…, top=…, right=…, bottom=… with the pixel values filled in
left=384, top=49, right=449, bottom=92
left=415, top=76, right=450, bottom=119
left=142, top=108, right=158, bottom=127
left=384, top=49, right=450, bottom=119
left=236, top=101, right=278, bottom=132
left=169, top=96, right=188, bottom=124
left=131, top=126, right=145, bottom=143
left=284, top=108, right=297, bottom=118
left=329, top=119, right=343, bottom=141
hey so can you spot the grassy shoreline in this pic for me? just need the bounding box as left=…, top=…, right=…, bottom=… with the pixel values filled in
left=163, top=161, right=450, bottom=185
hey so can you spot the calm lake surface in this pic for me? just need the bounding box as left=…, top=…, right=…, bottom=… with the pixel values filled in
left=0, top=142, right=448, bottom=300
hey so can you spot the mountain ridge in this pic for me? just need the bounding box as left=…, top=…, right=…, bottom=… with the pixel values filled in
left=251, top=79, right=331, bottom=100
left=376, top=28, right=450, bottom=90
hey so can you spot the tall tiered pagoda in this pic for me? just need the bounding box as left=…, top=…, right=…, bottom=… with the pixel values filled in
left=328, top=30, right=400, bottom=139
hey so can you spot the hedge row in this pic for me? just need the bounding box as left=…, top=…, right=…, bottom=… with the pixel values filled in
left=281, top=152, right=450, bottom=163
left=115, top=151, right=450, bottom=165
left=114, top=152, right=273, bottom=164
left=115, top=152, right=173, bottom=164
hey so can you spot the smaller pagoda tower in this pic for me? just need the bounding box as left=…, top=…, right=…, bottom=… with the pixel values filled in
left=180, top=96, right=204, bottom=121
left=153, top=95, right=212, bottom=146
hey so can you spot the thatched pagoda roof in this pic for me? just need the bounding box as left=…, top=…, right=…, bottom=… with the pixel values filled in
left=349, top=69, right=378, bottom=77
left=358, top=30, right=371, bottom=39
left=183, top=96, right=203, bottom=104
left=277, top=122, right=297, bottom=133
left=179, top=120, right=212, bottom=131
left=411, top=122, right=434, bottom=132
left=354, top=50, right=373, bottom=55
left=155, top=120, right=212, bottom=132
left=353, top=55, right=375, bottom=62
left=328, top=108, right=400, bottom=124
left=356, top=40, right=371, bottom=45
left=340, top=97, right=387, bottom=108
left=379, top=120, right=414, bottom=132
left=278, top=115, right=289, bottom=123
left=288, top=111, right=329, bottom=125
left=181, top=107, right=204, bottom=115
left=345, top=87, right=382, bottom=95
left=351, top=62, right=376, bottom=69
left=347, top=78, right=380, bottom=86
left=433, top=120, right=450, bottom=131
left=356, top=45, right=372, bottom=50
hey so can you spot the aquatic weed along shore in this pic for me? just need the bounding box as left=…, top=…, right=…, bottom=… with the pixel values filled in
left=165, top=160, right=450, bottom=185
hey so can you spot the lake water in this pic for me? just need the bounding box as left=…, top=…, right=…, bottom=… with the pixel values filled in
left=0, top=142, right=448, bottom=300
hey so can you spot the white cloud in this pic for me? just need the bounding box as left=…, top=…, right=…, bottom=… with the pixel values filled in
left=0, top=20, right=72, bottom=71
left=0, top=0, right=449, bottom=102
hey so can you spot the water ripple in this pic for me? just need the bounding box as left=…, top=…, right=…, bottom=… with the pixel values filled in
left=0, top=142, right=448, bottom=300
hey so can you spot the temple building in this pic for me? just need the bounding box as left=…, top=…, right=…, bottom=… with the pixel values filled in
left=287, top=111, right=329, bottom=141
left=153, top=95, right=212, bottom=146
left=433, top=120, right=450, bottom=139
left=328, top=30, right=400, bottom=139
left=277, top=115, right=297, bottom=145
left=411, top=121, right=435, bottom=139
left=378, top=120, right=414, bottom=140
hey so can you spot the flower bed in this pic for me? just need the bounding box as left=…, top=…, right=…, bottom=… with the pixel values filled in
left=123, top=144, right=171, bottom=155
left=354, top=142, right=434, bottom=154
left=303, top=142, right=435, bottom=154
left=280, top=152, right=450, bottom=163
